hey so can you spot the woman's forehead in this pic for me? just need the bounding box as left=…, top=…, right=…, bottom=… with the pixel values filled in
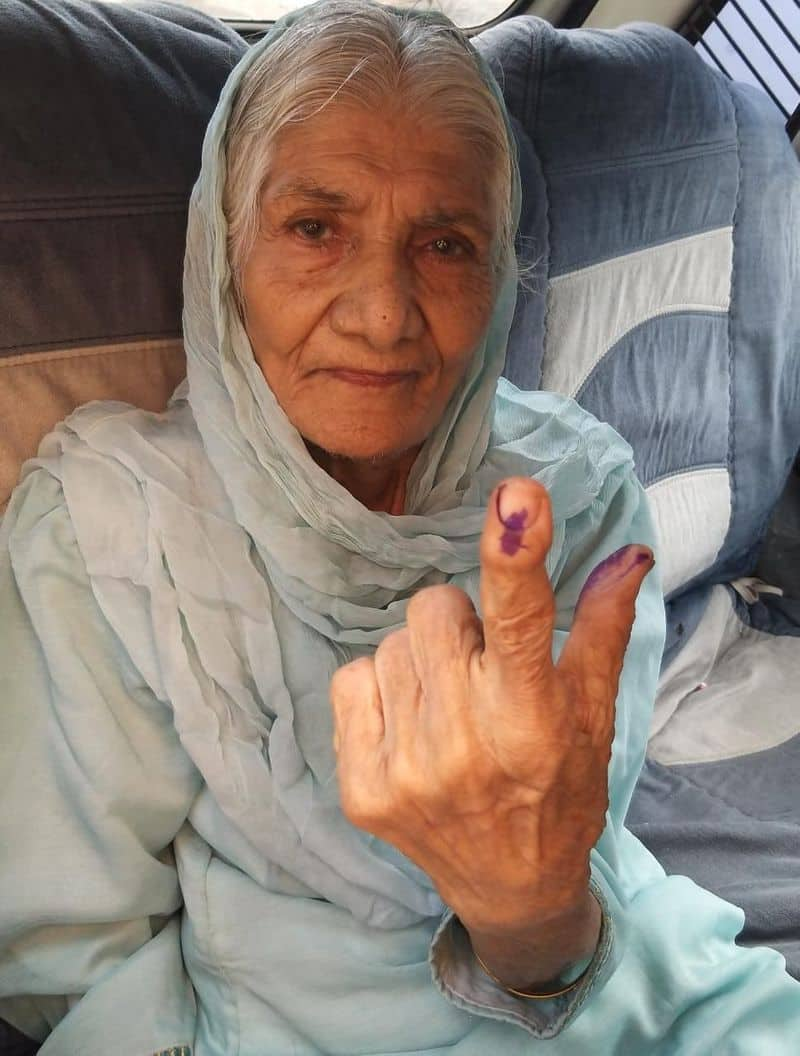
left=260, top=103, right=497, bottom=223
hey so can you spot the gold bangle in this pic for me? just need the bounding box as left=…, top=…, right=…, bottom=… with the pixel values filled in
left=472, top=948, right=592, bottom=1000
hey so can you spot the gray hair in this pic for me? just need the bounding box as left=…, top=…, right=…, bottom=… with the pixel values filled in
left=223, top=0, right=516, bottom=297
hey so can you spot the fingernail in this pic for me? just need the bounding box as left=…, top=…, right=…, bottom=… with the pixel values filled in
left=580, top=544, right=654, bottom=595
left=496, top=482, right=540, bottom=557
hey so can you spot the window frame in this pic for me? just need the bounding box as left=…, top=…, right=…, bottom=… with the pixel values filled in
left=678, top=0, right=800, bottom=137
left=227, top=0, right=534, bottom=41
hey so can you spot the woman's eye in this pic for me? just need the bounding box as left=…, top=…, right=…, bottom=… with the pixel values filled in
left=429, top=236, right=469, bottom=259
left=292, top=219, right=329, bottom=242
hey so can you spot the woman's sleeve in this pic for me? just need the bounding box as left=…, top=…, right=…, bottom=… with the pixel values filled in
left=0, top=468, right=202, bottom=1056
left=433, top=466, right=800, bottom=1047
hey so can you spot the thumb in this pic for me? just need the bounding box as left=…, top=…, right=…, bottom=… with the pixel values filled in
left=479, top=478, right=556, bottom=680
left=556, top=544, right=655, bottom=736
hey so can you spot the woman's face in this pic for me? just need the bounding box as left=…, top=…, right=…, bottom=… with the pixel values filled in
left=240, top=101, right=499, bottom=464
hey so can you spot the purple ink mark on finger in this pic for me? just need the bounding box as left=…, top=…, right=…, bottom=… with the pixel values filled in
left=496, top=484, right=529, bottom=556
left=500, top=529, right=526, bottom=556
left=576, top=545, right=654, bottom=610
left=583, top=546, right=636, bottom=591
left=503, top=509, right=528, bottom=531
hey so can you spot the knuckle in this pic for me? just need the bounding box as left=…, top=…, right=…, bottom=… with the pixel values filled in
left=339, top=780, right=381, bottom=831
left=435, top=749, right=478, bottom=798
left=341, top=798, right=374, bottom=831
left=388, top=754, right=427, bottom=804
left=589, top=627, right=629, bottom=683
left=406, top=583, right=472, bottom=627
left=330, top=656, right=374, bottom=700
left=375, top=627, right=411, bottom=668
left=582, top=664, right=617, bottom=705
left=487, top=595, right=555, bottom=649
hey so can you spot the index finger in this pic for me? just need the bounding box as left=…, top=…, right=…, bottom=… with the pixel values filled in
left=479, top=477, right=556, bottom=680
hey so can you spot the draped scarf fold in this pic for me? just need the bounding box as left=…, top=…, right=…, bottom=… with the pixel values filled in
left=42, top=1, right=637, bottom=929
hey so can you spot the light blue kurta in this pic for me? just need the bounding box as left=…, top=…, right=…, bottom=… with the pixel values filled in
left=2, top=3, right=800, bottom=1053
left=2, top=390, right=799, bottom=1055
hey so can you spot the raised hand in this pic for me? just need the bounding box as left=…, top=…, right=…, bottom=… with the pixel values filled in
left=330, top=477, right=654, bottom=987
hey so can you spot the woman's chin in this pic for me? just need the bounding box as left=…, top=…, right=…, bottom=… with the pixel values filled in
left=303, top=426, right=423, bottom=468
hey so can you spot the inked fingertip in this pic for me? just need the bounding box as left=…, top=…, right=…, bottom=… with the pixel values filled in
left=496, top=480, right=541, bottom=522
left=579, top=544, right=653, bottom=602
left=494, top=481, right=544, bottom=559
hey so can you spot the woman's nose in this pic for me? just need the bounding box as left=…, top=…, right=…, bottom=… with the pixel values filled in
left=329, top=245, right=424, bottom=351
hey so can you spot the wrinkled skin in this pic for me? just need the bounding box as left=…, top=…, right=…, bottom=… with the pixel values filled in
left=241, top=101, right=653, bottom=989
left=241, top=100, right=497, bottom=513
left=332, top=477, right=653, bottom=987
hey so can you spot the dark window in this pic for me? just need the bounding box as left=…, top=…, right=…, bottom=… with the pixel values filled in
left=679, top=1, right=800, bottom=138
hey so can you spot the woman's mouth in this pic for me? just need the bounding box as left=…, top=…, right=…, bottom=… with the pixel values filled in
left=324, top=369, right=416, bottom=388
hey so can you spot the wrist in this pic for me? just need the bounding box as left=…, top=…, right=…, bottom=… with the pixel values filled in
left=465, top=886, right=601, bottom=993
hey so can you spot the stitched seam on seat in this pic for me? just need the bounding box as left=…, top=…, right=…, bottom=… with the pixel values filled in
left=550, top=223, right=735, bottom=280
left=530, top=23, right=553, bottom=397
left=1, top=331, right=182, bottom=356
left=646, top=465, right=729, bottom=493
left=573, top=306, right=729, bottom=400
left=722, top=77, right=743, bottom=568
left=549, top=227, right=733, bottom=285
left=549, top=138, right=736, bottom=177
left=0, top=190, right=188, bottom=205
left=0, top=339, right=184, bottom=369
left=0, top=204, right=188, bottom=223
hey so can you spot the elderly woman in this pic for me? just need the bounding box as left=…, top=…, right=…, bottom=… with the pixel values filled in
left=1, top=2, right=799, bottom=1053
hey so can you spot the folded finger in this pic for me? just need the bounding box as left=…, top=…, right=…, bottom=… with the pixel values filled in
left=330, top=657, right=387, bottom=827
left=405, top=584, right=482, bottom=717
left=373, top=628, right=423, bottom=756
left=330, top=656, right=384, bottom=755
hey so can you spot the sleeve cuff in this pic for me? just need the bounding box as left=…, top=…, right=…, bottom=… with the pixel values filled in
left=429, top=875, right=616, bottom=1038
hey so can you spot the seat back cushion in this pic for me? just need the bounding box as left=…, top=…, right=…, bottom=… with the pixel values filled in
left=3, top=5, right=798, bottom=632
left=0, top=0, right=245, bottom=509
left=476, top=18, right=800, bottom=622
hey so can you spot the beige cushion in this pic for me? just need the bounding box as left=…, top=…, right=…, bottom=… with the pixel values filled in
left=0, top=339, right=186, bottom=510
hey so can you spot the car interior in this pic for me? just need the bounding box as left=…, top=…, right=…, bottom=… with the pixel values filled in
left=1, top=0, right=798, bottom=1052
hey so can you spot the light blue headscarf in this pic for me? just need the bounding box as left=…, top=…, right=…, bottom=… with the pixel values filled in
left=10, top=5, right=798, bottom=1053
left=33, top=0, right=651, bottom=931
left=169, top=0, right=651, bottom=928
